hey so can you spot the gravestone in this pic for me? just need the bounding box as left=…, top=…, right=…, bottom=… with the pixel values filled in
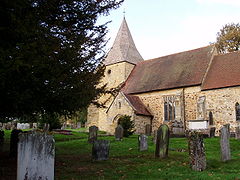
left=92, top=140, right=110, bottom=161
left=10, top=129, right=23, bottom=157
left=152, top=130, right=157, bottom=144
left=155, top=124, right=170, bottom=158
left=77, top=122, right=81, bottom=129
left=17, top=131, right=55, bottom=180
left=235, top=126, right=240, bottom=140
left=2, top=123, right=6, bottom=130
left=172, top=120, right=185, bottom=136
left=209, top=127, right=216, bottom=138
left=138, top=134, right=148, bottom=151
left=188, top=132, right=206, bottom=171
left=220, top=126, right=231, bottom=162
left=88, top=126, right=98, bottom=143
left=0, top=130, right=4, bottom=152
left=43, top=123, right=50, bottom=132
left=145, top=124, right=152, bottom=136
left=115, top=124, right=123, bottom=141
left=224, top=124, right=230, bottom=138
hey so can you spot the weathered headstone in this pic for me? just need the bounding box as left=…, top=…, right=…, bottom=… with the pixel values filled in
left=235, top=126, right=240, bottom=140
left=220, top=126, right=231, bottom=162
left=88, top=126, right=98, bottom=143
left=145, top=124, right=152, bottom=136
left=17, top=131, right=55, bottom=180
left=92, top=140, right=110, bottom=161
left=0, top=130, right=4, bottom=152
left=224, top=124, right=230, bottom=138
left=188, top=132, right=206, bottom=171
left=138, top=134, right=148, bottom=151
left=10, top=129, right=23, bottom=157
left=209, top=127, right=216, bottom=138
left=155, top=124, right=170, bottom=158
left=115, top=124, right=124, bottom=141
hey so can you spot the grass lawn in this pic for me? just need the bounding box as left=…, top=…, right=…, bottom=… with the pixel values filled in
left=2, top=130, right=240, bottom=179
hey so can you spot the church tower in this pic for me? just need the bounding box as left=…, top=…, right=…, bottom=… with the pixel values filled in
left=87, top=17, right=143, bottom=132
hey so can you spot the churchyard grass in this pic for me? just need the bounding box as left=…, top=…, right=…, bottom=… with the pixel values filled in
left=2, top=130, right=240, bottom=179
left=54, top=133, right=240, bottom=180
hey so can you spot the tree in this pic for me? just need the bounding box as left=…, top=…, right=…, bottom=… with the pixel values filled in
left=118, top=115, right=135, bottom=137
left=0, top=0, right=124, bottom=121
left=215, top=23, right=240, bottom=53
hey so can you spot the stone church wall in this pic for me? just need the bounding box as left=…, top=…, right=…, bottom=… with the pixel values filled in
left=135, top=86, right=240, bottom=135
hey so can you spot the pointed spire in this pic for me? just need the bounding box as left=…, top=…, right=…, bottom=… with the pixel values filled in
left=104, top=18, right=143, bottom=65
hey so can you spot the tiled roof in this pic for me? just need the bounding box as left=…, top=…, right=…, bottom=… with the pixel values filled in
left=124, top=93, right=152, bottom=117
left=123, top=45, right=215, bottom=94
left=104, top=17, right=143, bottom=65
left=202, top=51, right=240, bottom=90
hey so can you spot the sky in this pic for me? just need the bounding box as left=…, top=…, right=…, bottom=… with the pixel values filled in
left=98, top=0, right=240, bottom=60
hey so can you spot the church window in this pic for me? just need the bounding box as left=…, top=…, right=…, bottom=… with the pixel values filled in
left=164, top=96, right=175, bottom=121
left=236, top=102, right=240, bottom=121
left=118, top=101, right=121, bottom=109
left=209, top=111, right=213, bottom=125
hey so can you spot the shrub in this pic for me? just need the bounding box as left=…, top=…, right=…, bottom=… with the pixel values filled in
left=118, top=115, right=135, bottom=137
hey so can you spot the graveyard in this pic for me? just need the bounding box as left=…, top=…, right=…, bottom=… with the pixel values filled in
left=1, top=128, right=240, bottom=179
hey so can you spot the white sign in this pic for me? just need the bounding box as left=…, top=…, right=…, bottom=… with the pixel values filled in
left=189, top=120, right=208, bottom=130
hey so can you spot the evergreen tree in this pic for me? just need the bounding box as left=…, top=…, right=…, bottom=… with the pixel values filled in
left=0, top=0, right=124, bottom=120
left=215, top=23, right=240, bottom=53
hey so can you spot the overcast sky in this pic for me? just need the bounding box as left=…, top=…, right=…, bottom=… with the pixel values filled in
left=98, top=0, right=240, bottom=60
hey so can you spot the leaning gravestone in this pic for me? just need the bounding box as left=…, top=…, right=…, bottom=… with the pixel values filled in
left=145, top=124, right=152, bottom=136
left=10, top=129, right=23, bottom=157
left=188, top=132, right=206, bottom=171
left=115, top=124, right=124, bottom=141
left=17, top=131, right=55, bottom=180
left=155, top=124, right=170, bottom=158
left=92, top=140, right=110, bottom=161
left=138, top=134, right=148, bottom=151
left=220, top=126, right=231, bottom=162
left=0, top=130, right=4, bottom=152
left=209, top=127, right=216, bottom=138
left=235, top=126, right=240, bottom=140
left=88, top=126, right=98, bottom=143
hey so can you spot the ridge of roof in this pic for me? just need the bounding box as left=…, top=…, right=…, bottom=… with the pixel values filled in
left=104, top=17, right=143, bottom=66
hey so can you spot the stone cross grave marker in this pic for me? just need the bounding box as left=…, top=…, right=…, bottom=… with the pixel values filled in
left=235, top=126, right=240, bottom=140
left=17, top=131, right=55, bottom=180
left=0, top=130, right=4, bottom=152
left=155, top=124, right=170, bottom=158
left=88, top=126, right=98, bottom=143
left=209, top=127, right=216, bottom=138
left=92, top=140, right=110, bottom=161
left=145, top=124, right=152, bottom=136
left=138, top=134, right=148, bottom=151
left=10, top=129, right=23, bottom=157
left=115, top=124, right=124, bottom=141
left=188, top=132, right=206, bottom=171
left=220, top=126, right=231, bottom=162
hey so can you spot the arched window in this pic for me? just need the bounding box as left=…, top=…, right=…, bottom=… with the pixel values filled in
left=209, top=111, right=213, bottom=125
left=236, top=102, right=240, bottom=121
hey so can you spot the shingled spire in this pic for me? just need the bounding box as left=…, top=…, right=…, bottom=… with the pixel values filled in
left=104, top=17, right=143, bottom=65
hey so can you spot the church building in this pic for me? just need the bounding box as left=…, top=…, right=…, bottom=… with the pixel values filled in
left=87, top=18, right=240, bottom=136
